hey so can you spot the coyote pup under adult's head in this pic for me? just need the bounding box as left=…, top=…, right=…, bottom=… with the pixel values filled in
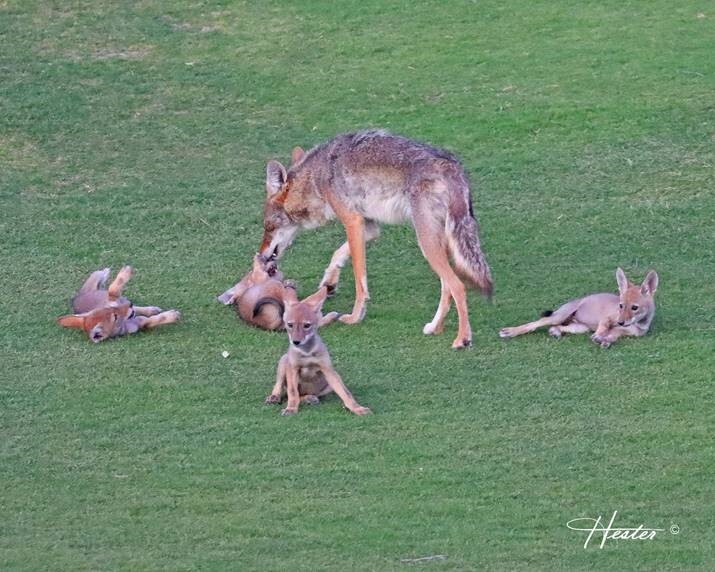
left=499, top=268, right=658, bottom=348
left=217, top=254, right=294, bottom=331
left=257, top=129, right=493, bottom=349
left=57, top=266, right=180, bottom=343
left=265, top=286, right=371, bottom=416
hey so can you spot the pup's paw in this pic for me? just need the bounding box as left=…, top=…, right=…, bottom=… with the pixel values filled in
left=499, top=327, right=516, bottom=338
left=265, top=394, right=281, bottom=405
left=548, top=326, right=562, bottom=338
left=302, top=395, right=320, bottom=405
left=163, top=309, right=181, bottom=323
left=118, top=265, right=134, bottom=279
left=145, top=306, right=163, bottom=316
left=591, top=333, right=612, bottom=348
left=352, top=406, right=372, bottom=416
left=281, top=407, right=297, bottom=416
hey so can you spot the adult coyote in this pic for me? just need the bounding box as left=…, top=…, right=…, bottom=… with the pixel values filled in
left=258, top=129, right=492, bottom=349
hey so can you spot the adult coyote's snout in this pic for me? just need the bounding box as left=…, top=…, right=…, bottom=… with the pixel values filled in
left=258, top=129, right=492, bottom=348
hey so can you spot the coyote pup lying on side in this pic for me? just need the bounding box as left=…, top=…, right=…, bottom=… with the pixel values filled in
left=499, top=268, right=658, bottom=348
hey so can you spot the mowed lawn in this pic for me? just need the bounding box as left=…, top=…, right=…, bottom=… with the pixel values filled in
left=1, top=1, right=713, bottom=570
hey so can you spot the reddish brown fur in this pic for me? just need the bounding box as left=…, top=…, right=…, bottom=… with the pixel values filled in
left=217, top=255, right=295, bottom=331
left=57, top=266, right=180, bottom=343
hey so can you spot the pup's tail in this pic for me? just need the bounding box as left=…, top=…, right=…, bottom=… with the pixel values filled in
left=252, top=297, right=285, bottom=319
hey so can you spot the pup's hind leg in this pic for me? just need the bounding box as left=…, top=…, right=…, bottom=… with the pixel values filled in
left=548, top=321, right=590, bottom=338
left=79, top=268, right=111, bottom=293
left=107, top=266, right=133, bottom=300
left=499, top=300, right=580, bottom=338
left=266, top=354, right=288, bottom=404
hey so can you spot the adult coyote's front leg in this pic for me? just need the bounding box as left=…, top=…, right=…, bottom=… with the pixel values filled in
left=330, top=210, right=370, bottom=325
left=319, top=221, right=380, bottom=295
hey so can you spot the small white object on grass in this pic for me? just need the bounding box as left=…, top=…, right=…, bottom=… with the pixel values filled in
left=221, top=351, right=230, bottom=358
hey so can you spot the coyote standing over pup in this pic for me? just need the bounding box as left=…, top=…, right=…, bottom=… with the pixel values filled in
left=258, top=129, right=493, bottom=349
left=499, top=268, right=658, bottom=347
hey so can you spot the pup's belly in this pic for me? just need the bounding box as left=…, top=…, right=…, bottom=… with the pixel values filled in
left=298, top=366, right=329, bottom=396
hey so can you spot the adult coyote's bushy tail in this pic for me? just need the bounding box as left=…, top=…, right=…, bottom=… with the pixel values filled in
left=445, top=175, right=493, bottom=298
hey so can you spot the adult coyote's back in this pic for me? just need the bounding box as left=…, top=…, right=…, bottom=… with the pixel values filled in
left=258, top=129, right=492, bottom=348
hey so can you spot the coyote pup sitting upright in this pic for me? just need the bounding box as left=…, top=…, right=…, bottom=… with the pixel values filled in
left=499, top=268, right=658, bottom=348
left=58, top=266, right=180, bottom=343
left=265, top=286, right=371, bottom=416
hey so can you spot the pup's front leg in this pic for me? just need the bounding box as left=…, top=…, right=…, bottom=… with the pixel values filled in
left=590, top=318, right=615, bottom=347
left=133, top=305, right=163, bottom=316
left=266, top=354, right=288, bottom=404
left=281, top=366, right=300, bottom=416
left=135, top=310, right=181, bottom=330
left=322, top=366, right=371, bottom=415
left=593, top=324, right=642, bottom=347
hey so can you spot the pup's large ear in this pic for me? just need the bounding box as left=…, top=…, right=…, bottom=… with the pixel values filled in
left=291, top=146, right=305, bottom=165
left=641, top=270, right=659, bottom=296
left=301, top=286, right=329, bottom=313
left=283, top=283, right=299, bottom=306
left=57, top=314, right=86, bottom=329
left=266, top=160, right=287, bottom=197
left=615, top=267, right=629, bottom=293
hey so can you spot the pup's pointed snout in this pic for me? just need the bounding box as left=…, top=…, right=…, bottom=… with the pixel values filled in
left=292, top=339, right=301, bottom=346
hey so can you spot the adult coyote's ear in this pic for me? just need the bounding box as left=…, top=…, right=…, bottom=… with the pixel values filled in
left=266, top=160, right=287, bottom=197
left=291, top=146, right=305, bottom=165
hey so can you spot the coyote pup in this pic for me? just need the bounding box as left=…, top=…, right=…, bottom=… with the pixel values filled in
left=265, top=286, right=371, bottom=416
left=57, top=266, right=180, bottom=342
left=499, top=268, right=658, bottom=348
left=217, top=254, right=292, bottom=331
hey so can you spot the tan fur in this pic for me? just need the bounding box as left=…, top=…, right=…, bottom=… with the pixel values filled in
left=258, top=129, right=493, bottom=349
left=57, top=266, right=180, bottom=343
left=265, top=286, right=371, bottom=416
left=217, top=254, right=294, bottom=331
left=499, top=268, right=658, bottom=348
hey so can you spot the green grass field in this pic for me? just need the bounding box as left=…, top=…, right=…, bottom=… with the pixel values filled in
left=2, top=1, right=713, bottom=570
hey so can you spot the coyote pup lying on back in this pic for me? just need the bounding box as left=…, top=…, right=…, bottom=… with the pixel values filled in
left=57, top=266, right=180, bottom=343
left=499, top=268, right=658, bottom=348
left=217, top=254, right=292, bottom=331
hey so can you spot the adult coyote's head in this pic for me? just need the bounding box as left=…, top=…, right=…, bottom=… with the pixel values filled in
left=259, top=148, right=306, bottom=261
